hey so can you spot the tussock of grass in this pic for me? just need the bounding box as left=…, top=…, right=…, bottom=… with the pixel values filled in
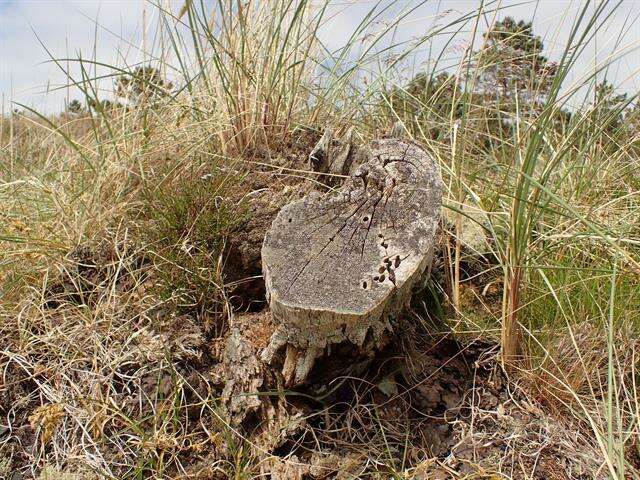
left=141, top=157, right=245, bottom=315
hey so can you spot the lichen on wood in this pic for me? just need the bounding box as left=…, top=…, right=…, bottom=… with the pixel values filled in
left=261, top=137, right=442, bottom=385
left=213, top=312, right=272, bottom=423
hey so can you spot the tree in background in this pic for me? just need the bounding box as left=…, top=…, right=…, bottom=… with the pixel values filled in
left=592, top=80, right=630, bottom=134
left=67, top=99, right=84, bottom=115
left=72, top=66, right=173, bottom=116
left=385, top=72, right=463, bottom=141
left=473, top=17, right=558, bottom=113
left=115, top=66, right=173, bottom=106
left=386, top=17, right=561, bottom=146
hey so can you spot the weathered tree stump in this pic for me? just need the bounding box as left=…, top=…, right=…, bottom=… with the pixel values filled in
left=308, top=127, right=357, bottom=186
left=261, top=137, right=442, bottom=385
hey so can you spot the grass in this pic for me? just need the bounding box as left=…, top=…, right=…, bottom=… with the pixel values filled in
left=1, top=0, right=640, bottom=478
left=141, top=155, right=245, bottom=315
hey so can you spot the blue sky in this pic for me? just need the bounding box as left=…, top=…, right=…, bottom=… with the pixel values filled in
left=2, top=1, right=640, bottom=113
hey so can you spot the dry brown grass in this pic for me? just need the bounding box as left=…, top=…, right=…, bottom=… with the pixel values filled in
left=2, top=1, right=640, bottom=478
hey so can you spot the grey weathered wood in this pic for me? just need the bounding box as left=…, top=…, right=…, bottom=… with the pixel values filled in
left=261, top=138, right=442, bottom=385
left=308, top=127, right=356, bottom=186
left=214, top=314, right=266, bottom=422
left=389, top=120, right=406, bottom=139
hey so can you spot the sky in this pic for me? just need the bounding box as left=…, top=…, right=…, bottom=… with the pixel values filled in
left=1, top=0, right=640, bottom=113
left=0, top=0, right=148, bottom=112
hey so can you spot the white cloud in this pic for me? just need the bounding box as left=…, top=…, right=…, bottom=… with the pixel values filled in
left=1, top=0, right=164, bottom=112
left=318, top=1, right=640, bottom=95
left=2, top=0, right=639, bottom=113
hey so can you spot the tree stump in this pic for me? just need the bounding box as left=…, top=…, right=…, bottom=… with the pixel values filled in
left=261, top=138, right=442, bottom=385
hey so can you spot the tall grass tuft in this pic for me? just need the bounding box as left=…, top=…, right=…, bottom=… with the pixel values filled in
left=175, top=0, right=324, bottom=153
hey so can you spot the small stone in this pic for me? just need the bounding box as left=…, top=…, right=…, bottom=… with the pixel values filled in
left=443, top=202, right=491, bottom=256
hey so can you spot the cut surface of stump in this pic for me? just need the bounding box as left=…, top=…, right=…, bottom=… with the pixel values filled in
left=261, top=138, right=442, bottom=385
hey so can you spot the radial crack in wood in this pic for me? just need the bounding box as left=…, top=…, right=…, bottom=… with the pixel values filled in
left=261, top=138, right=443, bottom=385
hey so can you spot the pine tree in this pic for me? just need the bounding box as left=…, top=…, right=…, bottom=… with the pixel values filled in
left=592, top=80, right=629, bottom=133
left=67, top=99, right=84, bottom=115
left=474, top=17, right=557, bottom=113
left=115, top=66, right=173, bottom=106
left=386, top=72, right=462, bottom=140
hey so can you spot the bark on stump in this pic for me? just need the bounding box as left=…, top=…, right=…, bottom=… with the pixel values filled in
left=261, top=138, right=442, bottom=385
